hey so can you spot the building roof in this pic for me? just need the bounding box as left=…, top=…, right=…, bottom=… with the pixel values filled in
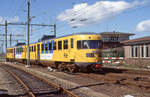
left=121, top=36, right=150, bottom=45
left=121, top=36, right=150, bottom=43
left=100, top=31, right=135, bottom=36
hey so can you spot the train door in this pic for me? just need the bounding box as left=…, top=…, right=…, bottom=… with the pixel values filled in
left=37, top=44, right=40, bottom=62
left=69, top=38, right=75, bottom=62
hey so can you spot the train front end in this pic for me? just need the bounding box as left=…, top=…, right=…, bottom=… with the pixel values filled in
left=74, top=33, right=103, bottom=71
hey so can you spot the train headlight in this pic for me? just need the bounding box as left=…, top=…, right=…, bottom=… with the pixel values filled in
left=86, top=53, right=94, bottom=57
left=95, top=64, right=101, bottom=69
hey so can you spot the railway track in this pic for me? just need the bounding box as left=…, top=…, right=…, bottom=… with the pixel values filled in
left=1, top=64, right=78, bottom=97
left=76, top=67, right=150, bottom=93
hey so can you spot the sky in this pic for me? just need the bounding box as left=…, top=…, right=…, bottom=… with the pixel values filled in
left=0, top=0, right=150, bottom=48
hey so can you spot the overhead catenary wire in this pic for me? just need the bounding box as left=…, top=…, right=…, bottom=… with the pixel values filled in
left=56, top=1, right=150, bottom=32
left=11, top=0, right=27, bottom=18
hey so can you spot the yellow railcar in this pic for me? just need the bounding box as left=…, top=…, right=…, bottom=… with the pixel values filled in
left=7, top=32, right=102, bottom=72
left=6, top=48, right=14, bottom=61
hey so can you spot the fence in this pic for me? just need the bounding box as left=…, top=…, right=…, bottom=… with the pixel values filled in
left=102, top=57, right=125, bottom=64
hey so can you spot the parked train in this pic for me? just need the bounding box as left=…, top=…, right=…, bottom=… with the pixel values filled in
left=6, top=32, right=103, bottom=72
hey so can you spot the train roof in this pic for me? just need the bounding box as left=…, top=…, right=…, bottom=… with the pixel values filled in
left=8, top=32, right=100, bottom=48
left=54, top=32, right=99, bottom=39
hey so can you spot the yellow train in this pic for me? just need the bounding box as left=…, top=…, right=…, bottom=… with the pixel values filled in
left=7, top=33, right=102, bottom=72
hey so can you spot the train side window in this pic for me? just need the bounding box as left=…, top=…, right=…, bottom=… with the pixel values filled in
left=34, top=45, right=36, bottom=52
left=30, top=47, right=31, bottom=52
left=63, top=40, right=68, bottom=49
left=71, top=38, right=73, bottom=48
left=53, top=41, right=56, bottom=50
left=58, top=41, right=62, bottom=50
left=32, top=46, right=34, bottom=52
left=21, top=47, right=23, bottom=53
left=42, top=43, right=44, bottom=51
left=77, top=41, right=82, bottom=49
left=45, top=43, right=48, bottom=51
left=49, top=42, right=51, bottom=50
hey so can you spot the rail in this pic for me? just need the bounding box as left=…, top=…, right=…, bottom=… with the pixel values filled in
left=4, top=68, right=35, bottom=97
left=2, top=63, right=79, bottom=97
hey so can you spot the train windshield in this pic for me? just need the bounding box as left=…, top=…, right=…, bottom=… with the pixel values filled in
left=77, top=40, right=102, bottom=49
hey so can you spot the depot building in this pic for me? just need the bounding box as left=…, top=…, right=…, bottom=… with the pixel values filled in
left=121, top=36, right=150, bottom=59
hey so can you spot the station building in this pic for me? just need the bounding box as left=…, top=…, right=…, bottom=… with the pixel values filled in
left=100, top=31, right=134, bottom=49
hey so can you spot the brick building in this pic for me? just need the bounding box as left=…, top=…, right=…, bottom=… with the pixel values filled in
left=121, top=36, right=150, bottom=59
left=100, top=32, right=134, bottom=49
left=121, top=36, right=150, bottom=68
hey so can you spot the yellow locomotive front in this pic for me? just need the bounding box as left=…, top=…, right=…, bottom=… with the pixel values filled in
left=73, top=33, right=102, bottom=71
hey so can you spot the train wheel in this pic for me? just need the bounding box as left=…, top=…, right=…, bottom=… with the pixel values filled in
left=68, top=64, right=78, bottom=73
left=58, top=63, right=65, bottom=72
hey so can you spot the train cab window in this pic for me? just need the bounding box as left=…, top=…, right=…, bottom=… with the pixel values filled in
left=49, top=42, right=51, bottom=50
left=77, top=41, right=82, bottom=49
left=7, top=49, right=9, bottom=53
left=58, top=41, right=62, bottom=50
left=77, top=40, right=102, bottom=49
left=45, top=43, right=48, bottom=51
left=71, top=38, right=73, bottom=48
left=63, top=40, right=68, bottom=49
left=53, top=41, right=56, bottom=50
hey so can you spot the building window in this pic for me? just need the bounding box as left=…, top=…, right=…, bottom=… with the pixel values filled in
left=58, top=41, right=62, bottom=50
left=131, top=46, right=134, bottom=57
left=71, top=38, right=73, bottom=48
left=141, top=46, right=144, bottom=57
left=146, top=45, right=149, bottom=57
left=63, top=40, right=68, bottom=49
left=135, top=46, right=138, bottom=57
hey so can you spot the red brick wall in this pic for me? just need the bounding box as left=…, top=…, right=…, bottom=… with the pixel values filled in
left=148, top=44, right=150, bottom=57
left=124, top=44, right=150, bottom=59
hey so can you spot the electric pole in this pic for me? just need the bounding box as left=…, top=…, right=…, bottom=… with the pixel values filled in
left=10, top=34, right=12, bottom=47
left=1, top=42, right=3, bottom=54
left=5, top=21, right=7, bottom=62
left=26, top=0, right=30, bottom=68
left=16, top=40, right=19, bottom=44
left=54, top=24, right=56, bottom=37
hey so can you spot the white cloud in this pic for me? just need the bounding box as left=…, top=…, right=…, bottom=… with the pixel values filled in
left=57, top=0, right=147, bottom=27
left=0, top=16, right=19, bottom=23
left=136, top=19, right=150, bottom=32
